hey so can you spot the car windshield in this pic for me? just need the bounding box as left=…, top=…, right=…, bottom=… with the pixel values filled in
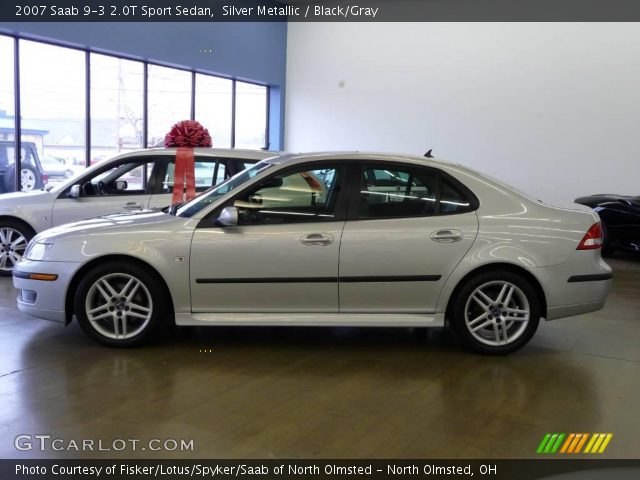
left=175, top=161, right=274, bottom=218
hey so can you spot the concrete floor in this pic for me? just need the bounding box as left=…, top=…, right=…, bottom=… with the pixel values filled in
left=0, top=256, right=638, bottom=459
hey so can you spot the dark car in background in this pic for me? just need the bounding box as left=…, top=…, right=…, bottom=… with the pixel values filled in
left=0, top=140, right=47, bottom=193
left=575, top=194, right=640, bottom=255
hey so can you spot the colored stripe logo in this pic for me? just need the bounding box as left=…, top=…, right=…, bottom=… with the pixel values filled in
left=537, top=433, right=613, bottom=454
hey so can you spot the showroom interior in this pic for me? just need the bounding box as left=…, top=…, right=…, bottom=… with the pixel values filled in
left=0, top=19, right=639, bottom=459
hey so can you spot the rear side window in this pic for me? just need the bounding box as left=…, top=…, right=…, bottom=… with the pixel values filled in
left=440, top=177, right=472, bottom=214
left=163, top=157, right=228, bottom=193
left=358, top=164, right=475, bottom=219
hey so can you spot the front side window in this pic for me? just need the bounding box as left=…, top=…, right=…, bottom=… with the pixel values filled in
left=233, top=165, right=344, bottom=225
left=358, top=164, right=473, bottom=219
left=80, top=160, right=153, bottom=196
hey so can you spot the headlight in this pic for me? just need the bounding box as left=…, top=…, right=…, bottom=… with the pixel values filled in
left=24, top=242, right=52, bottom=261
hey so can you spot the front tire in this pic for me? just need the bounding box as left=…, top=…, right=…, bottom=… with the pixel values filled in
left=451, top=270, right=540, bottom=355
left=0, top=220, right=34, bottom=276
left=75, top=262, right=167, bottom=347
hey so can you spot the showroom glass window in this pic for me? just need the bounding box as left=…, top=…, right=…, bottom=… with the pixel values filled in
left=90, top=54, right=144, bottom=165
left=195, top=74, right=232, bottom=148
left=0, top=35, right=16, bottom=193
left=20, top=40, right=86, bottom=190
left=147, top=65, right=191, bottom=148
left=235, top=82, right=268, bottom=149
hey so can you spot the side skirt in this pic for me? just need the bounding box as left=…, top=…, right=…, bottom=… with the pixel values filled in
left=174, top=312, right=445, bottom=327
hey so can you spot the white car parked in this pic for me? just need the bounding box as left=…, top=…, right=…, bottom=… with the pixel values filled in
left=13, top=152, right=612, bottom=354
left=0, top=148, right=275, bottom=275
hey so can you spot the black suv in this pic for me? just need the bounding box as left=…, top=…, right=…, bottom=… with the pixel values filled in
left=0, top=140, right=47, bottom=193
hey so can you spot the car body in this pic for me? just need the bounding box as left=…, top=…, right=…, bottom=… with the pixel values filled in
left=40, top=156, right=75, bottom=179
left=575, top=194, right=640, bottom=255
left=13, top=152, right=612, bottom=354
left=0, top=147, right=275, bottom=275
left=0, top=140, right=47, bottom=193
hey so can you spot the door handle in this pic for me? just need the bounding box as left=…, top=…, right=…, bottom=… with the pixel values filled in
left=300, top=233, right=334, bottom=246
left=123, top=202, right=144, bottom=210
left=430, top=229, right=463, bottom=243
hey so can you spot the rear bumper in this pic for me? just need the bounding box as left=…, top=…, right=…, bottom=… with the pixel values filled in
left=547, top=299, right=607, bottom=320
left=532, top=252, right=612, bottom=321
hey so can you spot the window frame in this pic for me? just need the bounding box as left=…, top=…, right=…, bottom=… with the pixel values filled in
left=346, top=161, right=479, bottom=221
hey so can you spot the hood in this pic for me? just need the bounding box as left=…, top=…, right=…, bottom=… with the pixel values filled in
left=33, top=210, right=185, bottom=243
left=0, top=188, right=50, bottom=204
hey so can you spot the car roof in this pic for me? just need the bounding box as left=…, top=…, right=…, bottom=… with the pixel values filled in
left=264, top=151, right=460, bottom=169
left=131, top=147, right=279, bottom=160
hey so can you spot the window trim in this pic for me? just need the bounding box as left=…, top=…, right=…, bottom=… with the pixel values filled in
left=346, top=161, right=479, bottom=222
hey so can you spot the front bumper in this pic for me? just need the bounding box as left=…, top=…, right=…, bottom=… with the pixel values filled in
left=13, top=259, right=82, bottom=324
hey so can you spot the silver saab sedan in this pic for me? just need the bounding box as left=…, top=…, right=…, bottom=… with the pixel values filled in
left=0, top=148, right=274, bottom=276
left=13, top=153, right=612, bottom=354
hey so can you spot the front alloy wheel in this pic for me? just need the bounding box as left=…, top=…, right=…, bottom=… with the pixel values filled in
left=452, top=271, right=540, bottom=354
left=75, top=263, right=166, bottom=346
left=0, top=222, right=33, bottom=276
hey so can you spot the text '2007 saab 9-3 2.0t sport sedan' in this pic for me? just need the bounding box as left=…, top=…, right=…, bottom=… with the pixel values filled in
left=13, top=152, right=612, bottom=354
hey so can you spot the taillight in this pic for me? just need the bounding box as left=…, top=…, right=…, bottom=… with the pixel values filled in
left=41, top=174, right=48, bottom=184
left=577, top=222, right=602, bottom=250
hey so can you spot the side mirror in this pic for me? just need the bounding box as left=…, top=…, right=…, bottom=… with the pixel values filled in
left=217, top=206, right=239, bottom=226
left=68, top=185, right=80, bottom=198
left=115, top=180, right=128, bottom=192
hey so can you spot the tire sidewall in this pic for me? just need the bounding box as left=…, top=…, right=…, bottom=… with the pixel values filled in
left=74, top=262, right=165, bottom=347
left=451, top=270, right=541, bottom=355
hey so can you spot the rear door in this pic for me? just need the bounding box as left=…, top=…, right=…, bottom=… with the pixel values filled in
left=339, top=162, right=479, bottom=313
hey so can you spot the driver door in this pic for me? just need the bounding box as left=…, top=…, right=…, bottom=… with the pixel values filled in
left=189, top=163, right=349, bottom=313
left=51, top=159, right=155, bottom=226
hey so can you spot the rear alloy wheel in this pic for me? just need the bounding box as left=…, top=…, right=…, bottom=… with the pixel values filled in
left=20, top=167, right=37, bottom=191
left=451, top=271, right=540, bottom=355
left=3, top=164, right=41, bottom=192
left=0, top=221, right=34, bottom=276
left=75, top=263, right=166, bottom=346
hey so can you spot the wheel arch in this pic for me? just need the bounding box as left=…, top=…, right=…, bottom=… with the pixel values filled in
left=64, top=254, right=175, bottom=325
left=444, top=262, right=548, bottom=322
left=0, top=215, right=36, bottom=236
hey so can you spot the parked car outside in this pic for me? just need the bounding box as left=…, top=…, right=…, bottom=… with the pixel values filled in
left=0, top=140, right=47, bottom=193
left=40, top=156, right=75, bottom=179
left=0, top=148, right=276, bottom=275
left=575, top=194, right=640, bottom=255
left=13, top=152, right=612, bottom=354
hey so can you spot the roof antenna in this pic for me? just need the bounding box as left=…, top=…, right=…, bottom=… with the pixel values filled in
left=424, top=149, right=433, bottom=158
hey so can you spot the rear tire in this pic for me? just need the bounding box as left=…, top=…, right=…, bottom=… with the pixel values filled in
left=74, top=262, right=167, bottom=347
left=4, top=164, right=41, bottom=192
left=0, top=220, right=34, bottom=276
left=450, top=270, right=540, bottom=355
